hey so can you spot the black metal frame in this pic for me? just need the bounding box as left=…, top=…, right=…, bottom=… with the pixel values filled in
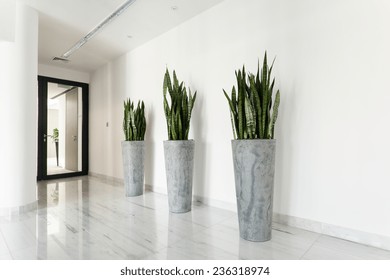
left=37, top=76, right=89, bottom=180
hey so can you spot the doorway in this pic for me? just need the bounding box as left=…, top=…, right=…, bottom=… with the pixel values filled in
left=37, top=76, right=89, bottom=180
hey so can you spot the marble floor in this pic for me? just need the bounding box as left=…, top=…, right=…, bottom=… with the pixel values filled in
left=47, top=157, right=74, bottom=175
left=0, top=176, right=389, bottom=260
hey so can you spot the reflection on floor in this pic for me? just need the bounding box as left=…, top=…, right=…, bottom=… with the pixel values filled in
left=0, top=176, right=389, bottom=260
left=47, top=157, right=74, bottom=175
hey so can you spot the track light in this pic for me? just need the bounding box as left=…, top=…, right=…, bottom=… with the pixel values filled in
left=59, top=0, right=137, bottom=59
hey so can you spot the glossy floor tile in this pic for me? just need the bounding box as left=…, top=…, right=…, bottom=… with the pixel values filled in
left=0, top=176, right=389, bottom=260
left=302, top=235, right=390, bottom=260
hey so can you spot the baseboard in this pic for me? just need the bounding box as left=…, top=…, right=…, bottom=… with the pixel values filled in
left=144, top=184, right=153, bottom=192
left=193, top=195, right=237, bottom=212
left=89, top=172, right=123, bottom=185
left=273, top=212, right=390, bottom=251
left=0, top=200, right=38, bottom=218
left=148, top=185, right=166, bottom=195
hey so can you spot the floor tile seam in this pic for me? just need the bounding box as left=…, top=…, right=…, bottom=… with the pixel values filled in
left=299, top=233, right=367, bottom=260
left=141, top=245, right=170, bottom=260
left=125, top=200, right=159, bottom=210
left=171, top=215, right=208, bottom=229
left=85, top=204, right=135, bottom=220
left=156, top=210, right=236, bottom=242
left=172, top=212, right=230, bottom=230
left=148, top=236, right=238, bottom=261
left=164, top=218, right=228, bottom=251
left=48, top=235, right=77, bottom=259
left=305, top=235, right=389, bottom=260
left=21, top=218, right=38, bottom=239
left=171, top=235, right=239, bottom=260
left=0, top=227, right=13, bottom=259
left=158, top=222, right=214, bottom=251
left=321, top=234, right=390, bottom=254
left=299, top=233, right=323, bottom=260
left=202, top=214, right=237, bottom=230
left=7, top=246, right=36, bottom=260
left=0, top=222, right=38, bottom=257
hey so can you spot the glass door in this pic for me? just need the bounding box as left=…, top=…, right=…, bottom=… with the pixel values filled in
left=37, top=76, right=89, bottom=180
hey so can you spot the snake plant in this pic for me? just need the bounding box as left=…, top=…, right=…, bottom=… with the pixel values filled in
left=223, top=51, right=280, bottom=140
left=123, top=98, right=146, bottom=141
left=163, top=68, right=197, bottom=140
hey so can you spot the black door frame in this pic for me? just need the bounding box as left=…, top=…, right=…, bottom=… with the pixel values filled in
left=37, top=76, right=89, bottom=180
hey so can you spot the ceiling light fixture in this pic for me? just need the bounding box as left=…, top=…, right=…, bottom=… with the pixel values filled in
left=60, top=0, right=137, bottom=59
left=52, top=56, right=70, bottom=63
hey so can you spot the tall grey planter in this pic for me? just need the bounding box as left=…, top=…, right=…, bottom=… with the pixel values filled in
left=232, top=139, right=276, bottom=242
left=121, top=141, right=145, bottom=197
left=163, top=140, right=195, bottom=213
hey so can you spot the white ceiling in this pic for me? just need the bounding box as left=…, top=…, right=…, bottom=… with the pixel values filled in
left=1, top=0, right=225, bottom=73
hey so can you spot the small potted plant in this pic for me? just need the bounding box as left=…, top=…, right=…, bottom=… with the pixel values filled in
left=163, top=68, right=197, bottom=213
left=223, top=51, right=280, bottom=242
left=121, top=98, right=146, bottom=197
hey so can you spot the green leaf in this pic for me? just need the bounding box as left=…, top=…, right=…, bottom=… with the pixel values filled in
left=171, top=109, right=177, bottom=140
left=163, top=68, right=197, bottom=140
left=173, top=70, right=179, bottom=89
left=223, top=88, right=238, bottom=139
left=268, top=90, right=280, bottom=139
left=177, top=111, right=183, bottom=139
left=249, top=75, right=260, bottom=138
left=244, top=95, right=255, bottom=138
left=237, top=69, right=244, bottom=139
left=223, top=51, right=280, bottom=140
left=122, top=98, right=147, bottom=141
left=223, top=89, right=235, bottom=115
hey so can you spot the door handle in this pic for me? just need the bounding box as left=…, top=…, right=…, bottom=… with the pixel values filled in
left=43, top=134, right=47, bottom=142
left=73, top=135, right=77, bottom=141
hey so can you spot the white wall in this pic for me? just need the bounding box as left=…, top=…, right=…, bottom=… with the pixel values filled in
left=89, top=0, right=390, bottom=242
left=275, top=0, right=390, bottom=241
left=0, top=0, right=15, bottom=42
left=89, top=64, right=111, bottom=176
left=38, top=64, right=90, bottom=83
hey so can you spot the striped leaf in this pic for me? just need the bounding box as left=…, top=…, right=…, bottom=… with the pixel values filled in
left=163, top=68, right=197, bottom=140
left=268, top=90, right=280, bottom=139
left=244, top=95, right=256, bottom=138
left=223, top=51, right=280, bottom=140
left=122, top=98, right=147, bottom=141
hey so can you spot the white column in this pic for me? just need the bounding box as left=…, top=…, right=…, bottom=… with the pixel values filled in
left=0, top=3, right=38, bottom=214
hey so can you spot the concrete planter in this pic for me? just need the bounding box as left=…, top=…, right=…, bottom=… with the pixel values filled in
left=121, top=141, right=145, bottom=197
left=163, top=140, right=195, bottom=213
left=232, top=139, right=276, bottom=242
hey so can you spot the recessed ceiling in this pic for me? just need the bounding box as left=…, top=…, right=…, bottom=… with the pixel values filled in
left=1, top=0, right=226, bottom=72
